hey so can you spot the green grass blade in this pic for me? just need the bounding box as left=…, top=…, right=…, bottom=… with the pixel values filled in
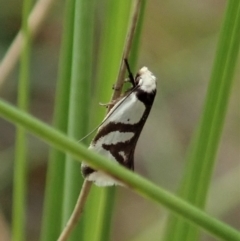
left=40, top=0, right=75, bottom=240
left=129, top=0, right=146, bottom=71
left=12, top=0, right=32, bottom=240
left=0, top=99, right=240, bottom=241
left=93, top=187, right=116, bottom=241
left=164, top=1, right=240, bottom=240
left=82, top=2, right=131, bottom=241
left=61, top=0, right=94, bottom=240
left=197, top=1, right=240, bottom=204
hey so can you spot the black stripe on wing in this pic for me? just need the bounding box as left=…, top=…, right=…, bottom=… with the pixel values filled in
left=82, top=100, right=154, bottom=178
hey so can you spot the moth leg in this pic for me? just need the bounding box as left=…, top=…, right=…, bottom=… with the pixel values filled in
left=99, top=102, right=110, bottom=108
left=99, top=100, right=115, bottom=108
left=99, top=97, right=119, bottom=109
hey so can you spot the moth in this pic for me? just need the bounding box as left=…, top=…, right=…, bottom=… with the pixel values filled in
left=81, top=62, right=157, bottom=186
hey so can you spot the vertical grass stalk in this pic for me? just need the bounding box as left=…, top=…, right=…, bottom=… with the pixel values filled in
left=12, top=1, right=32, bottom=241
left=164, top=1, right=240, bottom=240
left=61, top=0, right=94, bottom=240
left=40, top=0, right=75, bottom=240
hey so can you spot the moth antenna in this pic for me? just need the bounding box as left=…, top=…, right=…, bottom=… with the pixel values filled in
left=78, top=126, right=100, bottom=142
left=124, top=58, right=135, bottom=87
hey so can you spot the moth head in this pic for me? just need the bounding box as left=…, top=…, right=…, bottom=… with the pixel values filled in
left=135, top=67, right=156, bottom=93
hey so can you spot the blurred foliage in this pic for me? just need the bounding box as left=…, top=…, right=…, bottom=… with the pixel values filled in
left=0, top=0, right=239, bottom=241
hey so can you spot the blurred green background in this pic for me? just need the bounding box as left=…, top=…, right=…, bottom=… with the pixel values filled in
left=0, top=0, right=239, bottom=240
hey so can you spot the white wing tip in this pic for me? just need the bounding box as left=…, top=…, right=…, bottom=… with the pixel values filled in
left=84, top=169, right=124, bottom=187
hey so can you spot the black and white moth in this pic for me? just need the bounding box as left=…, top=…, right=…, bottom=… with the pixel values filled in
left=81, top=64, right=157, bottom=186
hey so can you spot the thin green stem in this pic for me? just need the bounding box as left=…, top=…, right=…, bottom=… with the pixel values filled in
left=197, top=1, right=240, bottom=204
left=93, top=187, right=116, bottom=241
left=40, top=0, right=75, bottom=240
left=0, top=100, right=239, bottom=241
left=164, top=1, right=240, bottom=240
left=61, top=0, right=94, bottom=240
left=12, top=0, right=32, bottom=241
